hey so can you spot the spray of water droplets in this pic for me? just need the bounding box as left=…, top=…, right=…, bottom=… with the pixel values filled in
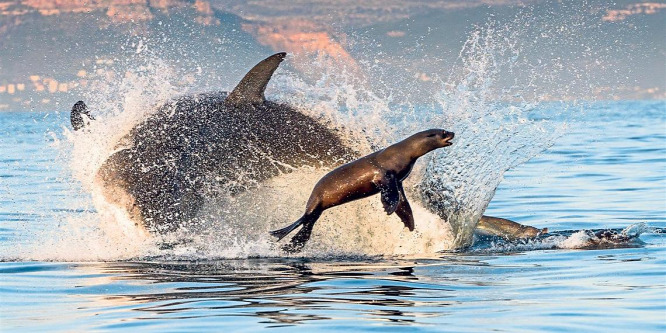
left=21, top=6, right=628, bottom=260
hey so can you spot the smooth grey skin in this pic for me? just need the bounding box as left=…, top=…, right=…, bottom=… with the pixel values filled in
left=270, top=129, right=455, bottom=253
left=82, top=53, right=357, bottom=232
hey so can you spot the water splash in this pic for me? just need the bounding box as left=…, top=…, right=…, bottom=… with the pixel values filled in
left=32, top=58, right=192, bottom=261
left=469, top=223, right=652, bottom=253
left=417, top=19, right=572, bottom=248
left=23, top=8, right=621, bottom=260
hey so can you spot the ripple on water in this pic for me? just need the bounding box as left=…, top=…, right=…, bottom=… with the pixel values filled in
left=0, top=90, right=665, bottom=331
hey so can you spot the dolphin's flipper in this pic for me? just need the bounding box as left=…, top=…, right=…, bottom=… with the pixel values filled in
left=379, top=172, right=400, bottom=215
left=395, top=183, right=414, bottom=231
left=225, top=52, right=287, bottom=106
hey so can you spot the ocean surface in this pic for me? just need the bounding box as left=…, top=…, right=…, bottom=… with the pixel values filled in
left=1, top=100, right=665, bottom=331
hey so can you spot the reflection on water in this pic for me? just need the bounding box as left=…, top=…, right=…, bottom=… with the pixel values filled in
left=1, top=101, right=665, bottom=331
left=96, top=258, right=433, bottom=320
left=2, top=245, right=665, bottom=331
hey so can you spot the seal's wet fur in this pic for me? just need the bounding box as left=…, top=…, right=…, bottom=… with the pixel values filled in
left=271, top=129, right=455, bottom=252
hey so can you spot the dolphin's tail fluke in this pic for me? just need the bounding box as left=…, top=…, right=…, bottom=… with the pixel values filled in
left=270, top=217, right=305, bottom=241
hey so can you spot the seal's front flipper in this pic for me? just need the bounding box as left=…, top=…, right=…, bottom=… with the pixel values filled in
left=395, top=200, right=414, bottom=231
left=395, top=183, right=414, bottom=231
left=379, top=172, right=400, bottom=215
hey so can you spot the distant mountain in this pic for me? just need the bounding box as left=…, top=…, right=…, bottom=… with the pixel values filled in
left=0, top=0, right=663, bottom=111
left=0, top=0, right=270, bottom=111
left=216, top=0, right=665, bottom=101
left=344, top=1, right=666, bottom=101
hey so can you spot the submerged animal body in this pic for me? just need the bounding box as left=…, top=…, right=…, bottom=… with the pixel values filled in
left=270, top=129, right=455, bottom=252
left=95, top=53, right=356, bottom=232
left=476, top=216, right=548, bottom=239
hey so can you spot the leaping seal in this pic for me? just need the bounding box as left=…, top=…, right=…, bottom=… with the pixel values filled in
left=270, top=129, right=455, bottom=252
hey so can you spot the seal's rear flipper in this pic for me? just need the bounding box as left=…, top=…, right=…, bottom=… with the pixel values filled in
left=226, top=52, right=287, bottom=106
left=270, top=216, right=305, bottom=241
left=283, top=220, right=316, bottom=253
left=271, top=212, right=320, bottom=252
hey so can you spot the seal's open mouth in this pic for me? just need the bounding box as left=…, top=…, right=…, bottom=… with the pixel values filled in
left=442, top=131, right=455, bottom=146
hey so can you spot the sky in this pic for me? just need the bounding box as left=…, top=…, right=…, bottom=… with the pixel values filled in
left=0, top=0, right=664, bottom=110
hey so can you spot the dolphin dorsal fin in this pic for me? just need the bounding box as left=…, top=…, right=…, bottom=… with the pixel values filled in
left=226, top=52, right=286, bottom=106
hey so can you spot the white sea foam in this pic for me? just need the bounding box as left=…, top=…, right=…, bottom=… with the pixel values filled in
left=469, top=223, right=650, bottom=253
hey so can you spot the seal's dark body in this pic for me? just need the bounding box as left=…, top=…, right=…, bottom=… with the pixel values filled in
left=270, top=129, right=455, bottom=252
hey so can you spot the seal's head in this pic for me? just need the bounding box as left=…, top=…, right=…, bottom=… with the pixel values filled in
left=421, top=128, right=455, bottom=148
left=401, top=129, right=455, bottom=158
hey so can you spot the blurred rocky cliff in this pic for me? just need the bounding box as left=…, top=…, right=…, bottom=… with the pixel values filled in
left=0, top=0, right=663, bottom=111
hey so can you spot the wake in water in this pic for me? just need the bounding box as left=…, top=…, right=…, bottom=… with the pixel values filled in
left=469, top=223, right=658, bottom=253
left=10, top=7, right=636, bottom=261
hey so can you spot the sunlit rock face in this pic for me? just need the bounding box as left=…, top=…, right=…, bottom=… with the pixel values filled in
left=241, top=19, right=362, bottom=78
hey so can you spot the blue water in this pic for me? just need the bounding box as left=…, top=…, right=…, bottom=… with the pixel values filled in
left=1, top=101, right=665, bottom=331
